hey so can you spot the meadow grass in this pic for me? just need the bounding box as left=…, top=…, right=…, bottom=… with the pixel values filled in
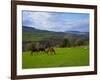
left=22, top=47, right=89, bottom=69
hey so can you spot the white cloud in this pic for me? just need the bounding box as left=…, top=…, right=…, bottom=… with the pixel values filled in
left=23, top=11, right=89, bottom=32
left=23, top=11, right=54, bottom=30
left=64, top=19, right=89, bottom=29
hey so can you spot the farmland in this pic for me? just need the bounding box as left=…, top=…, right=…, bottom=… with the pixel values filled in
left=22, top=47, right=89, bottom=69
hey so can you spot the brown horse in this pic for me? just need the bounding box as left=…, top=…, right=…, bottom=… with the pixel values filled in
left=30, top=46, right=56, bottom=55
left=45, top=47, right=56, bottom=55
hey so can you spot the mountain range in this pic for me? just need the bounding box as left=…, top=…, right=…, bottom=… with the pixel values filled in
left=22, top=26, right=89, bottom=41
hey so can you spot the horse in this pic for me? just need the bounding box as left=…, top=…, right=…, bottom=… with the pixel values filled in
left=39, top=48, right=45, bottom=52
left=45, top=47, right=56, bottom=55
left=30, top=47, right=39, bottom=56
left=38, top=47, right=46, bottom=54
left=30, top=47, right=46, bottom=55
left=30, top=46, right=56, bottom=55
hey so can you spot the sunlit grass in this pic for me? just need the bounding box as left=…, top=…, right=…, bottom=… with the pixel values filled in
left=22, top=47, right=89, bottom=69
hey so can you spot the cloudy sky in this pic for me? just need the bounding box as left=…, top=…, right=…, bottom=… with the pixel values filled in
left=22, top=11, right=89, bottom=32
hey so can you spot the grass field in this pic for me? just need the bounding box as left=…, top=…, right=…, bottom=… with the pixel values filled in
left=22, top=47, right=89, bottom=69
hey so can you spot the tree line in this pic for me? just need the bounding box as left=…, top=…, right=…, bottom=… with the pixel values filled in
left=22, top=37, right=89, bottom=51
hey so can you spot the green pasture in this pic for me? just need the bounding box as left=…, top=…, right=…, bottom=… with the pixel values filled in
left=22, top=47, right=89, bottom=69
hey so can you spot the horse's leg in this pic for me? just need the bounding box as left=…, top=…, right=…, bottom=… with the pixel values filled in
left=43, top=49, right=46, bottom=54
left=45, top=49, right=48, bottom=54
left=51, top=48, right=56, bottom=55
left=50, top=49, right=53, bottom=55
left=35, top=51, right=38, bottom=55
left=39, top=50, right=43, bottom=54
left=53, top=50, right=56, bottom=55
left=45, top=50, right=48, bottom=54
left=51, top=49, right=56, bottom=55
left=38, top=51, right=40, bottom=55
left=49, top=50, right=52, bottom=55
left=30, top=51, right=33, bottom=56
left=42, top=51, right=44, bottom=54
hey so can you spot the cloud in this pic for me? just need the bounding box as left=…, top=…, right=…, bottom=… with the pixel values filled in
left=63, top=19, right=89, bottom=31
left=22, top=11, right=89, bottom=32
left=23, top=11, right=54, bottom=30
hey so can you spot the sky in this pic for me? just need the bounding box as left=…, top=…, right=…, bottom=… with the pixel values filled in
left=22, top=10, right=89, bottom=32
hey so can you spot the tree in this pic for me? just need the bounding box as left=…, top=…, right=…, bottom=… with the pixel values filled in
left=75, top=39, right=85, bottom=46
left=61, top=38, right=70, bottom=47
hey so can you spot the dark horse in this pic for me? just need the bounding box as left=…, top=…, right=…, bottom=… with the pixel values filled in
left=30, top=47, right=38, bottom=56
left=30, top=46, right=56, bottom=55
left=45, top=47, right=56, bottom=55
left=30, top=47, right=45, bottom=56
left=39, top=48, right=45, bottom=52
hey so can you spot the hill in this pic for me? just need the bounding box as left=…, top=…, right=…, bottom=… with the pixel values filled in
left=22, top=26, right=89, bottom=42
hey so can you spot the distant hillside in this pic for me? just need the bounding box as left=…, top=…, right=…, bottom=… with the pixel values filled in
left=65, top=31, right=89, bottom=38
left=23, top=26, right=50, bottom=33
left=22, top=26, right=89, bottom=42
